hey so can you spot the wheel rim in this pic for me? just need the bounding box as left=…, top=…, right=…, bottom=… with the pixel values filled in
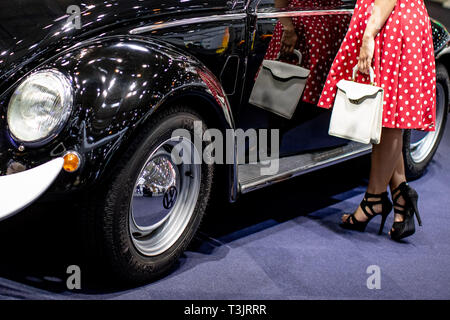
left=129, top=137, right=201, bottom=257
left=410, top=82, right=446, bottom=163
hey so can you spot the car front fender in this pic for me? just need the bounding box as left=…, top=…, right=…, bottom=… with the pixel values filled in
left=0, top=36, right=237, bottom=201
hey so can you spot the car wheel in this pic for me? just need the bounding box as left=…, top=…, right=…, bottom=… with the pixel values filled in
left=83, top=105, right=214, bottom=284
left=403, top=63, right=449, bottom=180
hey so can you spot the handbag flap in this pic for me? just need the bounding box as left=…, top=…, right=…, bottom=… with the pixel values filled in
left=262, top=59, right=310, bottom=80
left=336, top=79, right=383, bottom=100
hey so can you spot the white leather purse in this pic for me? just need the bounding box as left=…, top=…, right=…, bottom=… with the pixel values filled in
left=249, top=49, right=310, bottom=119
left=328, top=66, right=384, bottom=144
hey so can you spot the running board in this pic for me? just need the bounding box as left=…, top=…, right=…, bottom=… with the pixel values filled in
left=238, top=142, right=372, bottom=194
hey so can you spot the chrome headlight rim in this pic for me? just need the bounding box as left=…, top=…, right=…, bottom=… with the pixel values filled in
left=7, top=69, right=74, bottom=148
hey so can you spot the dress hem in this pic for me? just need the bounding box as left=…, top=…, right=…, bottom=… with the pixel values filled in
left=381, top=123, right=436, bottom=132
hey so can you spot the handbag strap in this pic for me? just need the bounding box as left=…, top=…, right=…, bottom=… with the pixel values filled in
left=352, top=65, right=375, bottom=85
left=276, top=49, right=302, bottom=66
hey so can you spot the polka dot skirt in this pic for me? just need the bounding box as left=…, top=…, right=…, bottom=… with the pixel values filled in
left=318, top=0, right=437, bottom=131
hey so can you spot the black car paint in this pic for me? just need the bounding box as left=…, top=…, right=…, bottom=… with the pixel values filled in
left=0, top=0, right=448, bottom=203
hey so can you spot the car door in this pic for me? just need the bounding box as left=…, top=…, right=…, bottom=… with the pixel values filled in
left=240, top=0, right=357, bottom=157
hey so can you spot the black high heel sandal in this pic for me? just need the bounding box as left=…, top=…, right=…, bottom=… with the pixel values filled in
left=389, top=181, right=422, bottom=241
left=340, top=191, right=393, bottom=234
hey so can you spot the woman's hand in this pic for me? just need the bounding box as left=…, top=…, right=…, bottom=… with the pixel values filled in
left=280, top=27, right=298, bottom=57
left=275, top=1, right=297, bottom=57
left=356, top=0, right=398, bottom=74
left=357, top=35, right=375, bottom=75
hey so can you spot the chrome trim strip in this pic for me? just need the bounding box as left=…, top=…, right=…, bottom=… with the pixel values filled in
left=129, top=9, right=353, bottom=34
left=436, top=45, right=450, bottom=59
left=256, top=9, right=354, bottom=19
left=239, top=143, right=372, bottom=194
left=130, top=13, right=247, bottom=34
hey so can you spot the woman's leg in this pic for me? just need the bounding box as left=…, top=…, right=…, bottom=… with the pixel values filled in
left=389, top=151, right=406, bottom=192
left=342, top=128, right=404, bottom=223
left=389, top=151, right=407, bottom=223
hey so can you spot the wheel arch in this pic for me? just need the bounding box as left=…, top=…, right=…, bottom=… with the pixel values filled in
left=433, top=17, right=450, bottom=113
left=435, top=57, right=450, bottom=113
left=121, top=87, right=239, bottom=205
left=69, top=37, right=239, bottom=202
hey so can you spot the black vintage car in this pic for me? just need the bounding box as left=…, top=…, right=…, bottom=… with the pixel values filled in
left=0, top=0, right=449, bottom=283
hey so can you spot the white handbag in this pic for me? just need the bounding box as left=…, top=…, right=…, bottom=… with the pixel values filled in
left=249, top=49, right=310, bottom=119
left=328, top=66, right=384, bottom=144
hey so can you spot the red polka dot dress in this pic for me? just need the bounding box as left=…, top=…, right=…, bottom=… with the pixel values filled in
left=318, top=0, right=437, bottom=131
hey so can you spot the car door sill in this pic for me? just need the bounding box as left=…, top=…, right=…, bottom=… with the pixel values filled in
left=238, top=141, right=372, bottom=194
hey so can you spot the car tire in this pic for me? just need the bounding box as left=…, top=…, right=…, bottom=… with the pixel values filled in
left=82, top=105, right=214, bottom=284
left=403, top=63, right=449, bottom=180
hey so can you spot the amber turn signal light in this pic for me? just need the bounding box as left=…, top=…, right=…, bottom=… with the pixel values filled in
left=63, top=151, right=81, bottom=173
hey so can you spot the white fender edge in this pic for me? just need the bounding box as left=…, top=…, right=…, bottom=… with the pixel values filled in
left=0, top=158, right=64, bottom=221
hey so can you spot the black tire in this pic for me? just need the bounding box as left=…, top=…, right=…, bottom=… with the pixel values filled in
left=81, top=105, right=214, bottom=284
left=403, top=63, right=449, bottom=180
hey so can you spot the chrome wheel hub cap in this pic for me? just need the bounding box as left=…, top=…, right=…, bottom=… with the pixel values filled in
left=129, top=137, right=201, bottom=256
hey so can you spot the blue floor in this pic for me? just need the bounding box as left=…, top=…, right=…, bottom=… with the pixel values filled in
left=0, top=117, right=449, bottom=300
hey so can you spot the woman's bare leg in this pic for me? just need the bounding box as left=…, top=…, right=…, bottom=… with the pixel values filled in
left=388, top=152, right=407, bottom=232
left=342, top=128, right=404, bottom=223
left=389, top=151, right=406, bottom=193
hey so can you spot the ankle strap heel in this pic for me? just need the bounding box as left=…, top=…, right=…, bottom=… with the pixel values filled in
left=390, top=182, right=422, bottom=241
left=340, top=191, right=393, bottom=234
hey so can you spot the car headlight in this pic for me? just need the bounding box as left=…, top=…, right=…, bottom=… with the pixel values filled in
left=7, top=70, right=73, bottom=144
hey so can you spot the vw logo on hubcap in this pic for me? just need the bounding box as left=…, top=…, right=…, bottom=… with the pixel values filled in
left=163, top=186, right=178, bottom=210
